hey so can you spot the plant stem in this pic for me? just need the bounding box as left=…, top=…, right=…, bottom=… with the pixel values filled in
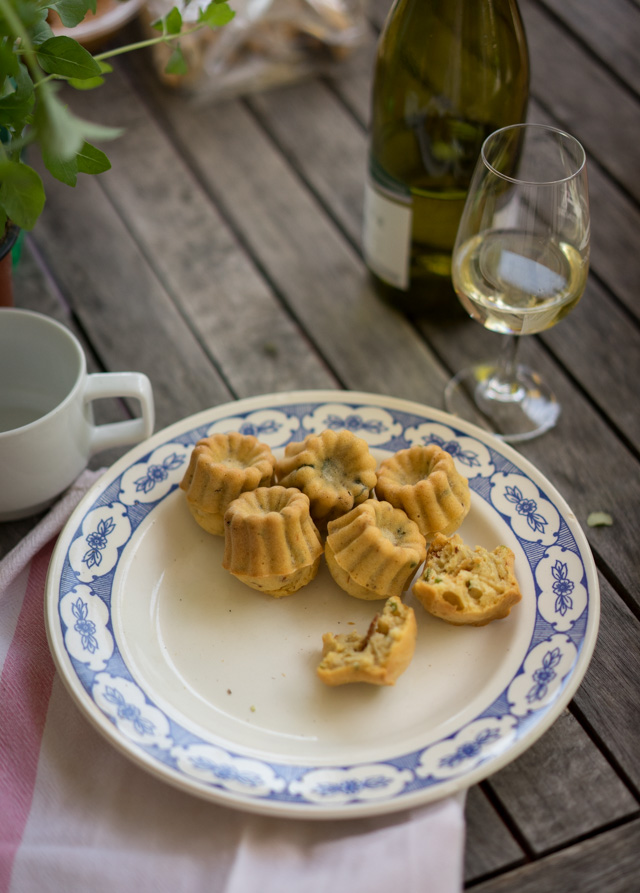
left=0, top=0, right=44, bottom=87
left=33, top=21, right=205, bottom=87
left=94, top=24, right=204, bottom=62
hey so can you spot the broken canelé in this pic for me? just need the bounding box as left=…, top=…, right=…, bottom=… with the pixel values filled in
left=317, top=596, right=417, bottom=686
left=412, top=533, right=522, bottom=626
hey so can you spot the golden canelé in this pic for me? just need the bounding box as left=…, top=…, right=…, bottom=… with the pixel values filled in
left=276, top=429, right=377, bottom=533
left=325, top=499, right=426, bottom=600
left=376, top=444, right=470, bottom=539
left=223, top=485, right=323, bottom=597
left=180, top=431, right=276, bottom=535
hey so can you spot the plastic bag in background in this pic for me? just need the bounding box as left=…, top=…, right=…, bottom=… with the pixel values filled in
left=142, top=0, right=369, bottom=101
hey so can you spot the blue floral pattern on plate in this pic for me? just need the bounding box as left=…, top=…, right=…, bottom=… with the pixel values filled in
left=60, top=584, right=114, bottom=672
left=404, top=422, right=495, bottom=481
left=47, top=391, right=599, bottom=817
left=173, top=744, right=286, bottom=796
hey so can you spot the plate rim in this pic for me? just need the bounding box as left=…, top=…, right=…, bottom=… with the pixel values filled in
left=45, top=389, right=600, bottom=819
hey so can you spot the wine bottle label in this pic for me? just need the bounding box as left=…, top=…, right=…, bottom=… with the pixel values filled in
left=362, top=174, right=412, bottom=290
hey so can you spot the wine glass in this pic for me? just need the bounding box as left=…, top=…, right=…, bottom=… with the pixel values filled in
left=444, top=123, right=589, bottom=442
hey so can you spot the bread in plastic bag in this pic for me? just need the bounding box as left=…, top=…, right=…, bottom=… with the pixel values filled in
left=143, top=0, right=368, bottom=101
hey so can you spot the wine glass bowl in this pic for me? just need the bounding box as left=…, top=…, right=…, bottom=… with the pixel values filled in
left=444, top=123, right=589, bottom=442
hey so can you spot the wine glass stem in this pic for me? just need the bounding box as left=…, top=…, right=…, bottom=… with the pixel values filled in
left=486, top=335, right=523, bottom=401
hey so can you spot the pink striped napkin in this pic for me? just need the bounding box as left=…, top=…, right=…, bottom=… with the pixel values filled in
left=0, top=471, right=465, bottom=893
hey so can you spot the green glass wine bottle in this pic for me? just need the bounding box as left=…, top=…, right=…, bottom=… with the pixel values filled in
left=363, top=0, right=529, bottom=317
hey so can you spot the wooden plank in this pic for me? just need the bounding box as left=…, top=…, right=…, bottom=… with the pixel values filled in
left=30, top=162, right=234, bottom=432
left=519, top=0, right=640, bottom=202
left=325, top=28, right=377, bottom=126
left=573, top=575, right=640, bottom=790
left=578, top=157, right=640, bottom=324
left=249, top=78, right=367, bottom=248
left=470, top=819, right=640, bottom=892
left=540, top=277, right=640, bottom=451
left=487, top=709, right=637, bottom=853
left=120, top=56, right=451, bottom=408
left=537, top=0, right=640, bottom=93
left=61, top=74, right=338, bottom=400
left=120, top=48, right=640, bottom=851
left=464, top=786, right=525, bottom=883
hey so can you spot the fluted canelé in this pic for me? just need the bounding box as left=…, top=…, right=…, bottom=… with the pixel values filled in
left=223, top=486, right=323, bottom=596
left=180, top=432, right=276, bottom=535
left=276, top=429, right=377, bottom=532
left=376, top=444, right=470, bottom=539
left=325, top=499, right=426, bottom=600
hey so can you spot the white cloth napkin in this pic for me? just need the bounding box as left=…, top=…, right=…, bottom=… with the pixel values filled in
left=0, top=470, right=466, bottom=893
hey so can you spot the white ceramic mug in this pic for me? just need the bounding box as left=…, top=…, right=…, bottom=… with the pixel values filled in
left=0, top=309, right=155, bottom=521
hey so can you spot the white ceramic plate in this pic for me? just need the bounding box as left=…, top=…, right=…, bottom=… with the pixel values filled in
left=45, top=391, right=599, bottom=819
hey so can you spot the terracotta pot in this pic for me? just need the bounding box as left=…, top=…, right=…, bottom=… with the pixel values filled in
left=0, top=224, right=20, bottom=308
left=48, top=0, right=142, bottom=52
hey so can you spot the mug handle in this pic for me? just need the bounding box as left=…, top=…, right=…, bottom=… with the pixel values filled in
left=83, top=372, right=155, bottom=455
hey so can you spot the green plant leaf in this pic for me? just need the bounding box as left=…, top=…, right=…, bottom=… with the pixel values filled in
left=35, top=85, right=122, bottom=161
left=29, top=17, right=55, bottom=45
left=165, top=6, right=183, bottom=34
left=0, top=160, right=45, bottom=230
left=48, top=0, right=97, bottom=28
left=36, top=35, right=102, bottom=80
left=41, top=138, right=110, bottom=185
left=164, top=45, right=188, bottom=75
left=198, top=0, right=235, bottom=27
left=0, top=43, right=20, bottom=84
left=76, top=140, right=111, bottom=174
left=0, top=92, right=34, bottom=127
left=67, top=58, right=112, bottom=90
left=13, top=0, right=47, bottom=31
left=42, top=146, right=78, bottom=186
left=12, top=62, right=35, bottom=102
left=150, top=6, right=182, bottom=35
left=68, top=74, right=104, bottom=89
left=0, top=63, right=35, bottom=128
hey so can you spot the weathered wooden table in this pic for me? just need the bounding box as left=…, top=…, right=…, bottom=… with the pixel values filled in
left=2, top=0, right=639, bottom=887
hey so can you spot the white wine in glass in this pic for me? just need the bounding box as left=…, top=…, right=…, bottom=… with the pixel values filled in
left=444, top=123, right=590, bottom=442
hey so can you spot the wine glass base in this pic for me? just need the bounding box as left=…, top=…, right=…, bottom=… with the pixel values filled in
left=444, top=363, right=560, bottom=444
